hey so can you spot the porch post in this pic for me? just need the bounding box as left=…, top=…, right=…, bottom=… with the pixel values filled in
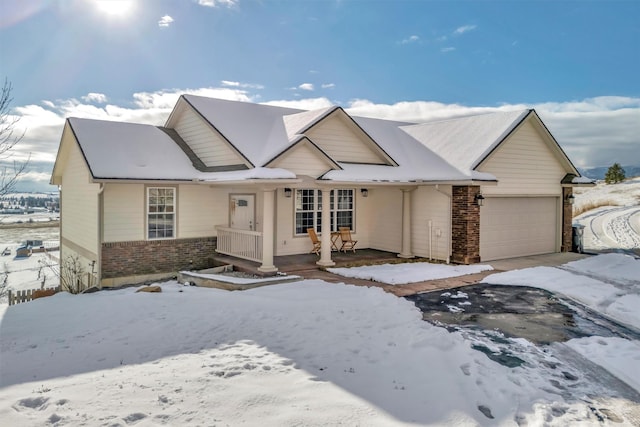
left=258, top=188, right=278, bottom=273
left=317, top=188, right=335, bottom=267
left=398, top=188, right=415, bottom=258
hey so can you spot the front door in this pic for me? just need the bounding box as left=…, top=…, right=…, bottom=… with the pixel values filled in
left=230, top=194, right=255, bottom=230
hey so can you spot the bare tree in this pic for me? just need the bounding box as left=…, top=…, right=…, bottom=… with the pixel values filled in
left=0, top=78, right=29, bottom=196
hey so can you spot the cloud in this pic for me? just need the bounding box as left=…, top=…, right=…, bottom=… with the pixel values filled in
left=196, top=0, right=237, bottom=7
left=158, top=15, right=174, bottom=27
left=263, top=98, right=333, bottom=110
left=7, top=89, right=640, bottom=192
left=298, top=83, right=314, bottom=91
left=221, top=80, right=265, bottom=89
left=454, top=25, right=477, bottom=35
left=81, top=93, right=108, bottom=104
left=441, top=47, right=456, bottom=53
left=400, top=35, right=420, bottom=45
left=321, top=83, right=335, bottom=89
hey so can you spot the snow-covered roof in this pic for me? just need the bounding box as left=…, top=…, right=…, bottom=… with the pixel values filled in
left=67, top=118, right=296, bottom=182
left=283, top=107, right=337, bottom=137
left=401, top=110, right=531, bottom=173
left=331, top=116, right=480, bottom=182
left=64, top=98, right=581, bottom=185
left=183, top=95, right=304, bottom=167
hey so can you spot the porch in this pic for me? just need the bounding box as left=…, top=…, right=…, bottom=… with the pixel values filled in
left=213, top=248, right=403, bottom=276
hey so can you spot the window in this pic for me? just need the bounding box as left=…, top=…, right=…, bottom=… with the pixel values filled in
left=295, top=189, right=354, bottom=235
left=147, top=187, right=175, bottom=239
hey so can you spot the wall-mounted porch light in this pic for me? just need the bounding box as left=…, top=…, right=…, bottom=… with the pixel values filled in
left=284, top=188, right=292, bottom=198
left=361, top=188, right=369, bottom=197
left=565, top=193, right=575, bottom=205
left=474, top=193, right=485, bottom=206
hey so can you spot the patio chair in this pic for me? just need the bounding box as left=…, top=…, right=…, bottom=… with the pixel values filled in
left=338, top=227, right=358, bottom=253
left=307, top=228, right=321, bottom=255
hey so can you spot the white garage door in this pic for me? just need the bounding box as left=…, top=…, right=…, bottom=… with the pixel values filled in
left=480, top=197, right=558, bottom=261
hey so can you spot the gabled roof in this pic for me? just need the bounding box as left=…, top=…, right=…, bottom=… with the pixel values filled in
left=285, top=106, right=399, bottom=166
left=53, top=97, right=583, bottom=186
left=401, top=110, right=531, bottom=173
left=322, top=116, right=476, bottom=183
left=401, top=109, right=580, bottom=176
left=63, top=117, right=296, bottom=182
left=178, top=95, right=304, bottom=167
left=264, top=135, right=342, bottom=171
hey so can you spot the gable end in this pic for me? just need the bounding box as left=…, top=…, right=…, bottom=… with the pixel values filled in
left=302, top=108, right=399, bottom=166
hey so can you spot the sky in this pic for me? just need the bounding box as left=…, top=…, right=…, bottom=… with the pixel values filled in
left=0, top=0, right=639, bottom=192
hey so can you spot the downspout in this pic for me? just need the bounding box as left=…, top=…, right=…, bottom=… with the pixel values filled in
left=97, top=183, right=104, bottom=288
left=428, top=219, right=433, bottom=260
left=435, top=184, right=451, bottom=264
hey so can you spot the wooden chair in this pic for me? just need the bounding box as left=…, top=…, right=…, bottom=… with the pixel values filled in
left=338, top=227, right=358, bottom=252
left=307, top=228, right=321, bottom=255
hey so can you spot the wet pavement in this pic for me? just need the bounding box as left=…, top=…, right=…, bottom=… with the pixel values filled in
left=406, top=284, right=640, bottom=345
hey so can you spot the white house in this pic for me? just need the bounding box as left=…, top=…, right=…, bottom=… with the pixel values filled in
left=50, top=95, right=590, bottom=288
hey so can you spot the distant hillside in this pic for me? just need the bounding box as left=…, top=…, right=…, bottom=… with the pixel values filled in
left=578, top=165, right=640, bottom=180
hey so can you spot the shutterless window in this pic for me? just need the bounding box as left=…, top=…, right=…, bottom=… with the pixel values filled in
left=295, top=189, right=354, bottom=235
left=147, top=187, right=175, bottom=239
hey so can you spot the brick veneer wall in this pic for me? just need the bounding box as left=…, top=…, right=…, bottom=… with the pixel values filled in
left=451, top=186, right=481, bottom=264
left=561, top=187, right=573, bottom=252
left=102, top=237, right=217, bottom=279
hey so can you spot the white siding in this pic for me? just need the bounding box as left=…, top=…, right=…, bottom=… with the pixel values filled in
left=367, top=188, right=403, bottom=252
left=60, top=135, right=100, bottom=257
left=270, top=143, right=334, bottom=178
left=306, top=115, right=386, bottom=164
left=103, top=184, right=144, bottom=242
left=179, top=185, right=228, bottom=238
left=478, top=121, right=565, bottom=196
left=411, top=186, right=451, bottom=261
left=173, top=109, right=245, bottom=167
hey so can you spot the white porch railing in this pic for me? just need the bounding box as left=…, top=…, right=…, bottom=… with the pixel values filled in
left=215, top=226, right=263, bottom=263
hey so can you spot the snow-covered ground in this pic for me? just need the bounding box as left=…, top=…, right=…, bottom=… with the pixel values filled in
left=0, top=212, right=59, bottom=225
left=574, top=177, right=640, bottom=252
left=1, top=254, right=640, bottom=426
left=1, top=178, right=638, bottom=426
left=0, top=243, right=60, bottom=295
left=328, top=262, right=493, bottom=284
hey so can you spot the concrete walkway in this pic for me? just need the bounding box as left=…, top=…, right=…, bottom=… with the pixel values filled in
left=293, top=252, right=592, bottom=297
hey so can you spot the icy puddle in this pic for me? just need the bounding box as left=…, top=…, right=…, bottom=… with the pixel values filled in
left=406, top=284, right=635, bottom=345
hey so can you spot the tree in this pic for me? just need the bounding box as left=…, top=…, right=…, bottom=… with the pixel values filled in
left=0, top=78, right=29, bottom=196
left=604, top=163, right=626, bottom=184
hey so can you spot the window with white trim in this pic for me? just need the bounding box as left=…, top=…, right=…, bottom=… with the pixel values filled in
left=147, top=187, right=175, bottom=239
left=295, top=189, right=354, bottom=235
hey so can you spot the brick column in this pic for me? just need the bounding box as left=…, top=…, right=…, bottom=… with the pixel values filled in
left=451, top=186, right=481, bottom=264
left=561, top=187, right=573, bottom=252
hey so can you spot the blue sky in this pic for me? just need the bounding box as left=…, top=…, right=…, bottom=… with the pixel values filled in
left=1, top=0, right=639, bottom=191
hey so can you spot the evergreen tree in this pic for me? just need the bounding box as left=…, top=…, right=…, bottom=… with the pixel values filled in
left=604, top=163, right=626, bottom=184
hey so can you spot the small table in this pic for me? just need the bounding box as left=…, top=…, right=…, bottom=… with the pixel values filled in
left=330, top=232, right=341, bottom=251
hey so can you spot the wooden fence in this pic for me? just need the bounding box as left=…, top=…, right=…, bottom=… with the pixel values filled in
left=8, top=286, right=61, bottom=306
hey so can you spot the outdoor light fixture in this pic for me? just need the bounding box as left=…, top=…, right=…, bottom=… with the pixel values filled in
left=475, top=193, right=485, bottom=206
left=566, top=193, right=575, bottom=205
left=284, top=188, right=292, bottom=198
left=361, top=188, right=369, bottom=197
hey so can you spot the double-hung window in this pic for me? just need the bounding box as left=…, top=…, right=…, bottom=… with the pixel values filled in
left=147, top=187, right=175, bottom=239
left=295, top=189, right=354, bottom=235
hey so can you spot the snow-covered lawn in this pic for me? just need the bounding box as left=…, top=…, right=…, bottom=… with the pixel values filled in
left=1, top=253, right=640, bottom=426
left=573, top=177, right=640, bottom=252
left=1, top=179, right=639, bottom=426
left=0, top=244, right=60, bottom=294
left=328, top=262, right=492, bottom=284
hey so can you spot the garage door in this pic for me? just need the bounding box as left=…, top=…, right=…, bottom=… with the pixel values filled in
left=480, top=197, right=558, bottom=261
